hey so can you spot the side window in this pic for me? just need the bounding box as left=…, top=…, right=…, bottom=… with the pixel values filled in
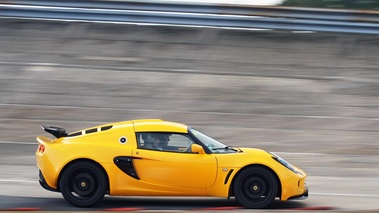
left=137, top=132, right=194, bottom=152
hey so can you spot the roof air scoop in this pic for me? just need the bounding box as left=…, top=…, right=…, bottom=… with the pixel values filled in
left=41, top=125, right=68, bottom=138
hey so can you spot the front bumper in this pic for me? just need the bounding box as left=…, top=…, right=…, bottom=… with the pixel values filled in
left=288, top=187, right=308, bottom=200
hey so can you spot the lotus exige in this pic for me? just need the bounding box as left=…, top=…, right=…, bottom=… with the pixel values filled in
left=36, top=119, right=308, bottom=208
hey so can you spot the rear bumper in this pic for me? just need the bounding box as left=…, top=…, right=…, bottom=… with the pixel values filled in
left=288, top=187, right=308, bottom=200
left=39, top=170, right=59, bottom=192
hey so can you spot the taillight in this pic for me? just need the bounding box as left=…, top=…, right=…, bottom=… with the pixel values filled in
left=38, top=144, right=45, bottom=154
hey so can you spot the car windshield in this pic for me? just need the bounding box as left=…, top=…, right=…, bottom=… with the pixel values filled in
left=190, top=129, right=239, bottom=153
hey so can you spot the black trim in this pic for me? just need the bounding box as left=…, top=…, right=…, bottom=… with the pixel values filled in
left=67, top=125, right=113, bottom=137
left=224, top=169, right=234, bottom=184
left=85, top=128, right=97, bottom=134
left=39, top=170, right=59, bottom=192
left=114, top=156, right=140, bottom=180
left=68, top=131, right=82, bottom=137
left=41, top=125, right=68, bottom=138
left=187, top=127, right=212, bottom=154
left=288, top=187, right=309, bottom=200
left=101, top=125, right=113, bottom=131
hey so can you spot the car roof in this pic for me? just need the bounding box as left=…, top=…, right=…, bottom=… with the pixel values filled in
left=132, top=119, right=188, bottom=133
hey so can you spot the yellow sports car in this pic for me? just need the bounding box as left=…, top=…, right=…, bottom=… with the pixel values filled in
left=36, top=119, right=308, bottom=208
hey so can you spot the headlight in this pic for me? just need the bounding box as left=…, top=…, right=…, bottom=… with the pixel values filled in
left=270, top=152, right=303, bottom=175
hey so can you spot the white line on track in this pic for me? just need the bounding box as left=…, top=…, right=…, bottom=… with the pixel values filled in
left=312, top=192, right=379, bottom=197
left=0, top=179, right=36, bottom=183
left=0, top=141, right=36, bottom=145
left=274, top=152, right=327, bottom=156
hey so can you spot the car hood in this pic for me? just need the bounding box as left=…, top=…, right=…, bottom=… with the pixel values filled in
left=214, top=147, right=275, bottom=167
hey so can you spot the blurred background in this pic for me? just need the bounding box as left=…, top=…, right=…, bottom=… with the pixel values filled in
left=1, top=0, right=379, bottom=153
left=0, top=0, right=379, bottom=210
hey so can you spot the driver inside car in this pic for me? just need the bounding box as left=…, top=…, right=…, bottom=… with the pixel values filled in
left=144, top=133, right=169, bottom=150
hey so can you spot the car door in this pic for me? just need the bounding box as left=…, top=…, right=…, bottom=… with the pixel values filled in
left=132, top=132, right=217, bottom=188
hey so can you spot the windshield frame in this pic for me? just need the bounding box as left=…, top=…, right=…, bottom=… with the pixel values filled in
left=188, top=128, right=238, bottom=154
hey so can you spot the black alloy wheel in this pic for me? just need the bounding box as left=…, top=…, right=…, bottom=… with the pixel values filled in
left=59, top=161, right=107, bottom=207
left=233, top=166, right=278, bottom=209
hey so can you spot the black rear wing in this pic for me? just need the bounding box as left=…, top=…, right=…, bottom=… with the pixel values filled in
left=41, top=125, right=68, bottom=138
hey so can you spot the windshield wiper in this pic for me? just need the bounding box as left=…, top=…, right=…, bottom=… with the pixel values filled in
left=212, top=146, right=242, bottom=152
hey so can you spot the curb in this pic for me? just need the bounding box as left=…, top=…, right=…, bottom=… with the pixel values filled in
left=288, top=206, right=335, bottom=210
left=196, top=206, right=243, bottom=210
left=102, top=207, right=145, bottom=211
left=0, top=205, right=335, bottom=211
left=0, top=208, right=42, bottom=211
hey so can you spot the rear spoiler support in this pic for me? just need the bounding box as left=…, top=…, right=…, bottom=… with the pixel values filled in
left=41, top=125, right=68, bottom=138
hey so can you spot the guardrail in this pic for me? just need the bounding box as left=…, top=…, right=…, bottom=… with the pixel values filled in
left=1, top=0, right=379, bottom=34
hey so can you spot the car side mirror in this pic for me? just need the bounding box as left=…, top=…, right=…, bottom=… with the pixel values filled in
left=191, top=144, right=205, bottom=154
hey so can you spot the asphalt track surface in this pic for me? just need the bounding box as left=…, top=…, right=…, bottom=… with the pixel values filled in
left=0, top=19, right=379, bottom=212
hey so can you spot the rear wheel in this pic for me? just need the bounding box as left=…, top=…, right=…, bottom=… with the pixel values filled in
left=59, top=161, right=107, bottom=207
left=233, top=166, right=278, bottom=209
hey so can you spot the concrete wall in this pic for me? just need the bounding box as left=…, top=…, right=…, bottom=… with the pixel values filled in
left=1, top=19, right=379, bottom=155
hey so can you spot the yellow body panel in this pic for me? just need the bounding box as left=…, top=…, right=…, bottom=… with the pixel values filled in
left=36, top=121, right=137, bottom=189
left=36, top=119, right=307, bottom=206
left=133, top=119, right=188, bottom=133
left=132, top=149, right=217, bottom=188
left=206, top=148, right=307, bottom=200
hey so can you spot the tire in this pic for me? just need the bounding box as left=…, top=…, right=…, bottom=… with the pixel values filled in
left=59, top=161, right=107, bottom=207
left=233, top=166, right=278, bottom=209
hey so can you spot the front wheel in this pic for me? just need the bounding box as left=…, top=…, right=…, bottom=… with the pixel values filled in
left=59, top=161, right=107, bottom=207
left=233, top=166, right=278, bottom=209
